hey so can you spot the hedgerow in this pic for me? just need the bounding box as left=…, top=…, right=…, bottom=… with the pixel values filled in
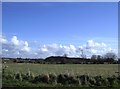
left=2, top=68, right=120, bottom=87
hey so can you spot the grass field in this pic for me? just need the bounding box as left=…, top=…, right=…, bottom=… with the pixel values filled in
left=3, top=63, right=119, bottom=76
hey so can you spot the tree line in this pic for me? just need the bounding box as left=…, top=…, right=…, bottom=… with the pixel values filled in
left=2, top=52, right=119, bottom=64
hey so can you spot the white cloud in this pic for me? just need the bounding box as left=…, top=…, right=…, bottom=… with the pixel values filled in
left=1, top=36, right=117, bottom=58
left=77, top=40, right=117, bottom=57
left=21, top=41, right=30, bottom=52
left=21, top=46, right=30, bottom=52
left=2, top=35, right=31, bottom=58
left=41, top=47, right=48, bottom=52
left=86, top=40, right=107, bottom=49
left=0, top=35, right=7, bottom=44
left=1, top=38, right=7, bottom=44
left=101, top=42, right=107, bottom=47
left=11, top=36, right=19, bottom=46
left=91, top=49, right=97, bottom=54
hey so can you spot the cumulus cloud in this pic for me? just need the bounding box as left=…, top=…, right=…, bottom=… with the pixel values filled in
left=2, top=35, right=31, bottom=58
left=86, top=40, right=106, bottom=49
left=77, top=40, right=116, bottom=58
left=21, top=41, right=30, bottom=52
left=1, top=35, right=117, bottom=58
left=35, top=44, right=78, bottom=58
left=11, top=36, right=19, bottom=46
left=0, top=35, right=7, bottom=44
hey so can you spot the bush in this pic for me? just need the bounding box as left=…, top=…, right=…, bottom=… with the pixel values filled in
left=33, top=74, right=49, bottom=83
left=94, top=75, right=103, bottom=86
left=57, top=74, right=80, bottom=85
left=77, top=75, right=89, bottom=85
left=88, top=77, right=96, bottom=87
left=107, top=75, right=118, bottom=87
left=22, top=71, right=35, bottom=81
left=15, top=73, right=22, bottom=81
left=2, top=70, right=120, bottom=87
left=67, top=76, right=80, bottom=84
left=57, top=74, right=66, bottom=84
left=49, top=73, right=57, bottom=84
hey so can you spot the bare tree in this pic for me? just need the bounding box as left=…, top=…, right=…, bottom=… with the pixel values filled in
left=80, top=49, right=86, bottom=58
left=63, top=54, right=67, bottom=57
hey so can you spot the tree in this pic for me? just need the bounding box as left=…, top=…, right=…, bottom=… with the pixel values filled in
left=97, top=55, right=104, bottom=64
left=63, top=54, right=67, bottom=57
left=104, top=52, right=117, bottom=60
left=104, top=52, right=117, bottom=63
left=91, top=55, right=97, bottom=60
left=90, top=55, right=97, bottom=64
left=97, top=55, right=102, bottom=60
left=80, top=49, right=86, bottom=59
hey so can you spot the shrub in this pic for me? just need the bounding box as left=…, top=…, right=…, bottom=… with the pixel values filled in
left=94, top=75, right=103, bottom=86
left=32, top=75, right=41, bottom=83
left=88, top=76, right=96, bottom=86
left=57, top=74, right=80, bottom=85
left=15, top=73, right=22, bottom=81
left=67, top=76, right=80, bottom=84
left=49, top=73, right=57, bottom=84
left=2, top=70, right=120, bottom=87
left=107, top=75, right=118, bottom=87
left=57, top=74, right=66, bottom=84
left=3, top=73, right=14, bottom=80
left=22, top=71, right=35, bottom=81
left=41, top=74, right=49, bottom=83
left=33, top=74, right=49, bottom=83
left=77, top=75, right=88, bottom=85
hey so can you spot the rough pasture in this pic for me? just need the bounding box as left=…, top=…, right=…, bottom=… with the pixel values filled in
left=3, top=63, right=118, bottom=76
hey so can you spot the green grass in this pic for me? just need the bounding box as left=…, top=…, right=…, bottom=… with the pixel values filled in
left=2, top=63, right=120, bottom=87
left=3, top=63, right=118, bottom=76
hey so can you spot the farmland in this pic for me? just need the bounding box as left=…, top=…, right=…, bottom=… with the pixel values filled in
left=2, top=63, right=119, bottom=76
left=2, top=63, right=120, bottom=88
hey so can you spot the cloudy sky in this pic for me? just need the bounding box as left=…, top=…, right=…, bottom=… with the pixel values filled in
left=1, top=2, right=118, bottom=58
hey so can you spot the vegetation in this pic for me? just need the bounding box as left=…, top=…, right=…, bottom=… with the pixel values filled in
left=2, top=52, right=119, bottom=87
left=2, top=66, right=120, bottom=87
left=2, top=63, right=118, bottom=76
left=2, top=56, right=119, bottom=64
left=2, top=52, right=119, bottom=64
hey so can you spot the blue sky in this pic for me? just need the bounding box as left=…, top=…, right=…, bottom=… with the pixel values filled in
left=1, top=2, right=118, bottom=58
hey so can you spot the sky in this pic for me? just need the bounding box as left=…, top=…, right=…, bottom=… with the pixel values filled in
left=1, top=2, right=118, bottom=58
